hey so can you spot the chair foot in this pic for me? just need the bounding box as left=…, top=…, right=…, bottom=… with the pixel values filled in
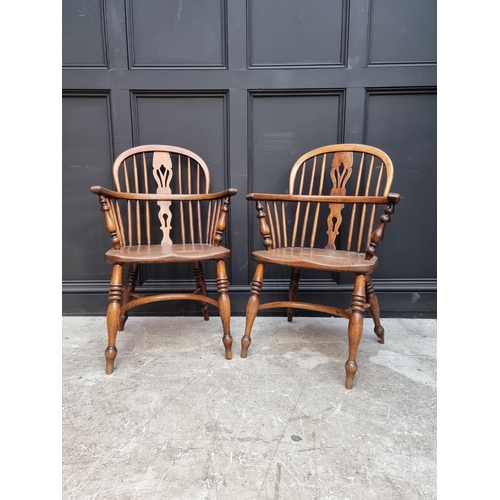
left=120, top=264, right=138, bottom=331
left=374, top=326, right=385, bottom=344
left=202, top=305, right=210, bottom=321
left=194, top=261, right=210, bottom=321
left=118, top=312, right=127, bottom=331
left=345, top=360, right=357, bottom=389
left=223, top=334, right=233, bottom=359
left=105, top=347, right=117, bottom=374
left=287, top=267, right=300, bottom=323
left=241, top=335, right=251, bottom=358
left=366, top=276, right=385, bottom=344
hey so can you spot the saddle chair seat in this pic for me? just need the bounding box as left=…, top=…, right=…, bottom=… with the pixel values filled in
left=251, top=248, right=378, bottom=273
left=105, top=244, right=230, bottom=264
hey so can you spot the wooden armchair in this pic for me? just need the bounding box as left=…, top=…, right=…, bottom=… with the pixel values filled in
left=91, top=145, right=237, bottom=374
left=242, top=144, right=401, bottom=389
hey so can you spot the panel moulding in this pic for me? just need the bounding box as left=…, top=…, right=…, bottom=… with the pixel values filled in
left=126, top=0, right=228, bottom=69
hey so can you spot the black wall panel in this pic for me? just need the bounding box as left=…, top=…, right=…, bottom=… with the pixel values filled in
left=132, top=92, right=229, bottom=284
left=62, top=0, right=108, bottom=67
left=369, top=0, right=437, bottom=64
left=128, top=0, right=226, bottom=67
left=365, top=89, right=437, bottom=279
left=132, top=93, right=228, bottom=191
left=248, top=91, right=343, bottom=283
left=62, top=93, right=113, bottom=281
left=249, top=92, right=342, bottom=192
left=249, top=0, right=347, bottom=67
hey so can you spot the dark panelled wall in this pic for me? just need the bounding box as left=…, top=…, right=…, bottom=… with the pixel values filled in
left=62, top=0, right=437, bottom=317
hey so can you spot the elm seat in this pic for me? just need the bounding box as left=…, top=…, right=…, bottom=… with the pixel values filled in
left=105, top=244, right=231, bottom=264
left=242, top=143, right=401, bottom=389
left=251, top=248, right=378, bottom=273
left=91, top=144, right=237, bottom=374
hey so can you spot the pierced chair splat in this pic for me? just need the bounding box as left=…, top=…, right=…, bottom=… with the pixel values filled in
left=241, top=144, right=401, bottom=389
left=90, top=144, right=237, bottom=374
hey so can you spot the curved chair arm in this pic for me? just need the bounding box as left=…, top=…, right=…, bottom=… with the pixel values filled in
left=246, top=193, right=391, bottom=204
left=91, top=186, right=237, bottom=202
left=365, top=193, right=401, bottom=260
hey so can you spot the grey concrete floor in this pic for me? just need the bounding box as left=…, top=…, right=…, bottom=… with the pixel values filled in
left=62, top=316, right=436, bottom=500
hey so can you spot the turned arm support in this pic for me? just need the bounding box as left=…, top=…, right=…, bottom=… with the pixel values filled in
left=252, top=200, right=273, bottom=250
left=213, top=191, right=238, bottom=247
left=365, top=192, right=401, bottom=260
left=90, top=189, right=121, bottom=249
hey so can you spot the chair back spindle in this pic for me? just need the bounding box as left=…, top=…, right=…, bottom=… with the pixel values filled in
left=260, top=145, right=395, bottom=254
left=326, top=151, right=353, bottom=249
left=153, top=151, right=173, bottom=245
left=108, top=145, right=220, bottom=248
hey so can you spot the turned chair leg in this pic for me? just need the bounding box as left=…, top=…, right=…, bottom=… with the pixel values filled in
left=106, top=264, right=123, bottom=374
left=345, top=274, right=366, bottom=389
left=365, top=275, right=384, bottom=343
left=241, top=262, right=265, bottom=358
left=216, top=260, right=232, bottom=359
left=194, top=261, right=210, bottom=321
left=287, top=266, right=300, bottom=322
left=119, top=263, right=138, bottom=331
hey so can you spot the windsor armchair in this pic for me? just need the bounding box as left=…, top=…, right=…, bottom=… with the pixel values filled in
left=242, top=144, right=401, bottom=389
left=91, top=145, right=237, bottom=374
